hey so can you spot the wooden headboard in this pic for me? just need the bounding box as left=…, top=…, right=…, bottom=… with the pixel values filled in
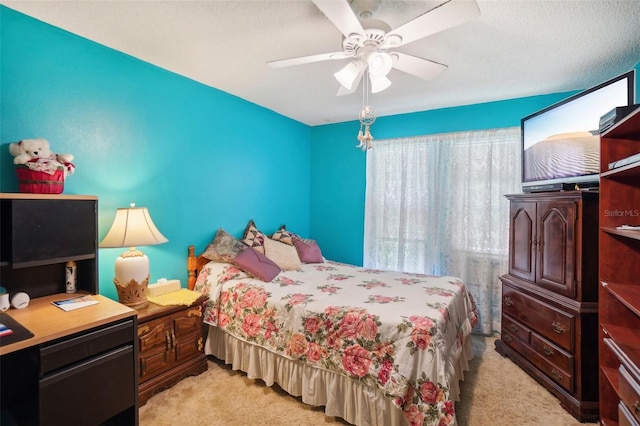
left=186, top=245, right=209, bottom=290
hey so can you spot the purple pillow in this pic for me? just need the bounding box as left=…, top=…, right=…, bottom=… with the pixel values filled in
left=231, top=247, right=280, bottom=282
left=293, top=238, right=324, bottom=263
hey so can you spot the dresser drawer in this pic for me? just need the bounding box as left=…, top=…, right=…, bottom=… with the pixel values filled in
left=502, top=314, right=531, bottom=343
left=530, top=332, right=573, bottom=373
left=620, top=366, right=640, bottom=424
left=500, top=327, right=573, bottom=392
left=502, top=285, right=574, bottom=352
left=40, top=319, right=134, bottom=374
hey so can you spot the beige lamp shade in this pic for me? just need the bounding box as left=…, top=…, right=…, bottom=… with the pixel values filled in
left=100, top=204, right=168, bottom=309
left=100, top=205, right=168, bottom=248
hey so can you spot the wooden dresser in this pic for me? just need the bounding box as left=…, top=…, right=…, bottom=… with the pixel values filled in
left=136, top=297, right=208, bottom=405
left=597, top=107, right=640, bottom=425
left=495, top=191, right=600, bottom=422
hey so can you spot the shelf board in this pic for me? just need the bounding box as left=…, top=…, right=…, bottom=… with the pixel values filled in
left=603, top=282, right=640, bottom=317
left=602, top=159, right=640, bottom=179
left=601, top=365, right=620, bottom=395
left=604, top=337, right=640, bottom=382
left=601, top=323, right=640, bottom=349
left=602, top=227, right=640, bottom=241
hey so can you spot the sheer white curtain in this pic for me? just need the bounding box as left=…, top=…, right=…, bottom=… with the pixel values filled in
left=364, top=128, right=521, bottom=334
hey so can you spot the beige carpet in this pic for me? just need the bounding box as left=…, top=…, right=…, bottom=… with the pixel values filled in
left=139, top=334, right=598, bottom=426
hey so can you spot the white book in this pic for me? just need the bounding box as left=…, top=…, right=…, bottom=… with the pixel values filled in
left=52, top=295, right=99, bottom=311
left=616, top=224, right=640, bottom=230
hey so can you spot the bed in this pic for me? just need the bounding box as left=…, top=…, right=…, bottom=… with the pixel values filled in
left=187, top=227, right=478, bottom=426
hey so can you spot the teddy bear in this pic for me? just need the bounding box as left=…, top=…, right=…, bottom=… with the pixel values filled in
left=9, top=138, right=75, bottom=176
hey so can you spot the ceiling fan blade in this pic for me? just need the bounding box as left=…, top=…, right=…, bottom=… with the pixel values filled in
left=311, top=0, right=366, bottom=39
left=383, top=0, right=480, bottom=48
left=267, top=51, right=352, bottom=68
left=392, top=52, right=448, bottom=80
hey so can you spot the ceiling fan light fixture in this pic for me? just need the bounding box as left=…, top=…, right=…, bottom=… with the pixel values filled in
left=367, top=52, right=392, bottom=77
left=384, top=34, right=403, bottom=47
left=334, top=60, right=364, bottom=90
left=370, top=74, right=391, bottom=93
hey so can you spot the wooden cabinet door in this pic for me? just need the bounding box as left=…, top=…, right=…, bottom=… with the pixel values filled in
left=536, top=201, right=576, bottom=298
left=138, top=319, right=171, bottom=381
left=509, top=200, right=536, bottom=283
left=171, top=306, right=203, bottom=364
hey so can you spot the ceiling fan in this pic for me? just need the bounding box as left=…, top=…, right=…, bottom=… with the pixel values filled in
left=268, top=0, right=480, bottom=95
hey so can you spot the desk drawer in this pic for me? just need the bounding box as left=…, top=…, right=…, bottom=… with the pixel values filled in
left=40, top=345, right=135, bottom=425
left=40, top=319, right=134, bottom=374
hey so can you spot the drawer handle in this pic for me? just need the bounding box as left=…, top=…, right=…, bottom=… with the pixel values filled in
left=551, top=321, right=565, bottom=334
left=504, top=296, right=514, bottom=306
left=138, top=325, right=149, bottom=336
left=509, top=323, right=519, bottom=333
left=165, top=331, right=172, bottom=352
left=634, top=401, right=639, bottom=416
left=543, top=345, right=554, bottom=356
left=197, top=336, right=204, bottom=352
left=188, top=307, right=202, bottom=318
left=504, top=334, right=513, bottom=343
left=551, top=369, right=563, bottom=381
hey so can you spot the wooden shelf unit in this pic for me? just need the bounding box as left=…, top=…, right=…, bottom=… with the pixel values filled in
left=598, top=107, right=640, bottom=425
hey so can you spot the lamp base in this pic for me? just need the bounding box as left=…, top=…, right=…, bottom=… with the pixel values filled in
left=114, top=275, right=149, bottom=309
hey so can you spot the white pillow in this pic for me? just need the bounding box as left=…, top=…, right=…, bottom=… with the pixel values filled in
left=263, top=237, right=301, bottom=271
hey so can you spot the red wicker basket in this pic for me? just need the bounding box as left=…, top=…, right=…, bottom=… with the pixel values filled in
left=16, top=165, right=65, bottom=194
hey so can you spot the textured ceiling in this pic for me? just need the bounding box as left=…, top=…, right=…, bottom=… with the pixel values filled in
left=3, top=0, right=640, bottom=126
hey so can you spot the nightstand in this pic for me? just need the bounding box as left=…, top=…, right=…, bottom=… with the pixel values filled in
left=136, top=295, right=208, bottom=405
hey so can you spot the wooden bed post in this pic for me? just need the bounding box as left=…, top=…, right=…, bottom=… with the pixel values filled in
left=187, top=245, right=197, bottom=290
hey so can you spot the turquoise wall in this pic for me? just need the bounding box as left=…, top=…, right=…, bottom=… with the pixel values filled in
left=0, top=7, right=311, bottom=300
left=2, top=6, right=639, bottom=296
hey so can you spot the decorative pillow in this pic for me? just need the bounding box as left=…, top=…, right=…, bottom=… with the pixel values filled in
left=230, top=247, right=280, bottom=282
left=264, top=237, right=301, bottom=270
left=242, top=219, right=266, bottom=254
left=202, top=228, right=248, bottom=262
left=292, top=237, right=324, bottom=263
left=271, top=225, right=295, bottom=246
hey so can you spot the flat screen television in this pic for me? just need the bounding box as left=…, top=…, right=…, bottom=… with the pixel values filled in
left=521, top=70, right=635, bottom=192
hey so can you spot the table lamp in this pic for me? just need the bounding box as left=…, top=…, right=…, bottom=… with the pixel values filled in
left=100, top=203, right=168, bottom=309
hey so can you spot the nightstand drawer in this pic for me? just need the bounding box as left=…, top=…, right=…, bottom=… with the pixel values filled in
left=138, top=320, right=170, bottom=352
left=40, top=319, right=134, bottom=374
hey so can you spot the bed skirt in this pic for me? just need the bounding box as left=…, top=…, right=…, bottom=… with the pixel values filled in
left=204, top=326, right=473, bottom=426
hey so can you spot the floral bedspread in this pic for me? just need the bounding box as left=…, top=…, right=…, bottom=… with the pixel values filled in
left=195, top=260, right=478, bottom=426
